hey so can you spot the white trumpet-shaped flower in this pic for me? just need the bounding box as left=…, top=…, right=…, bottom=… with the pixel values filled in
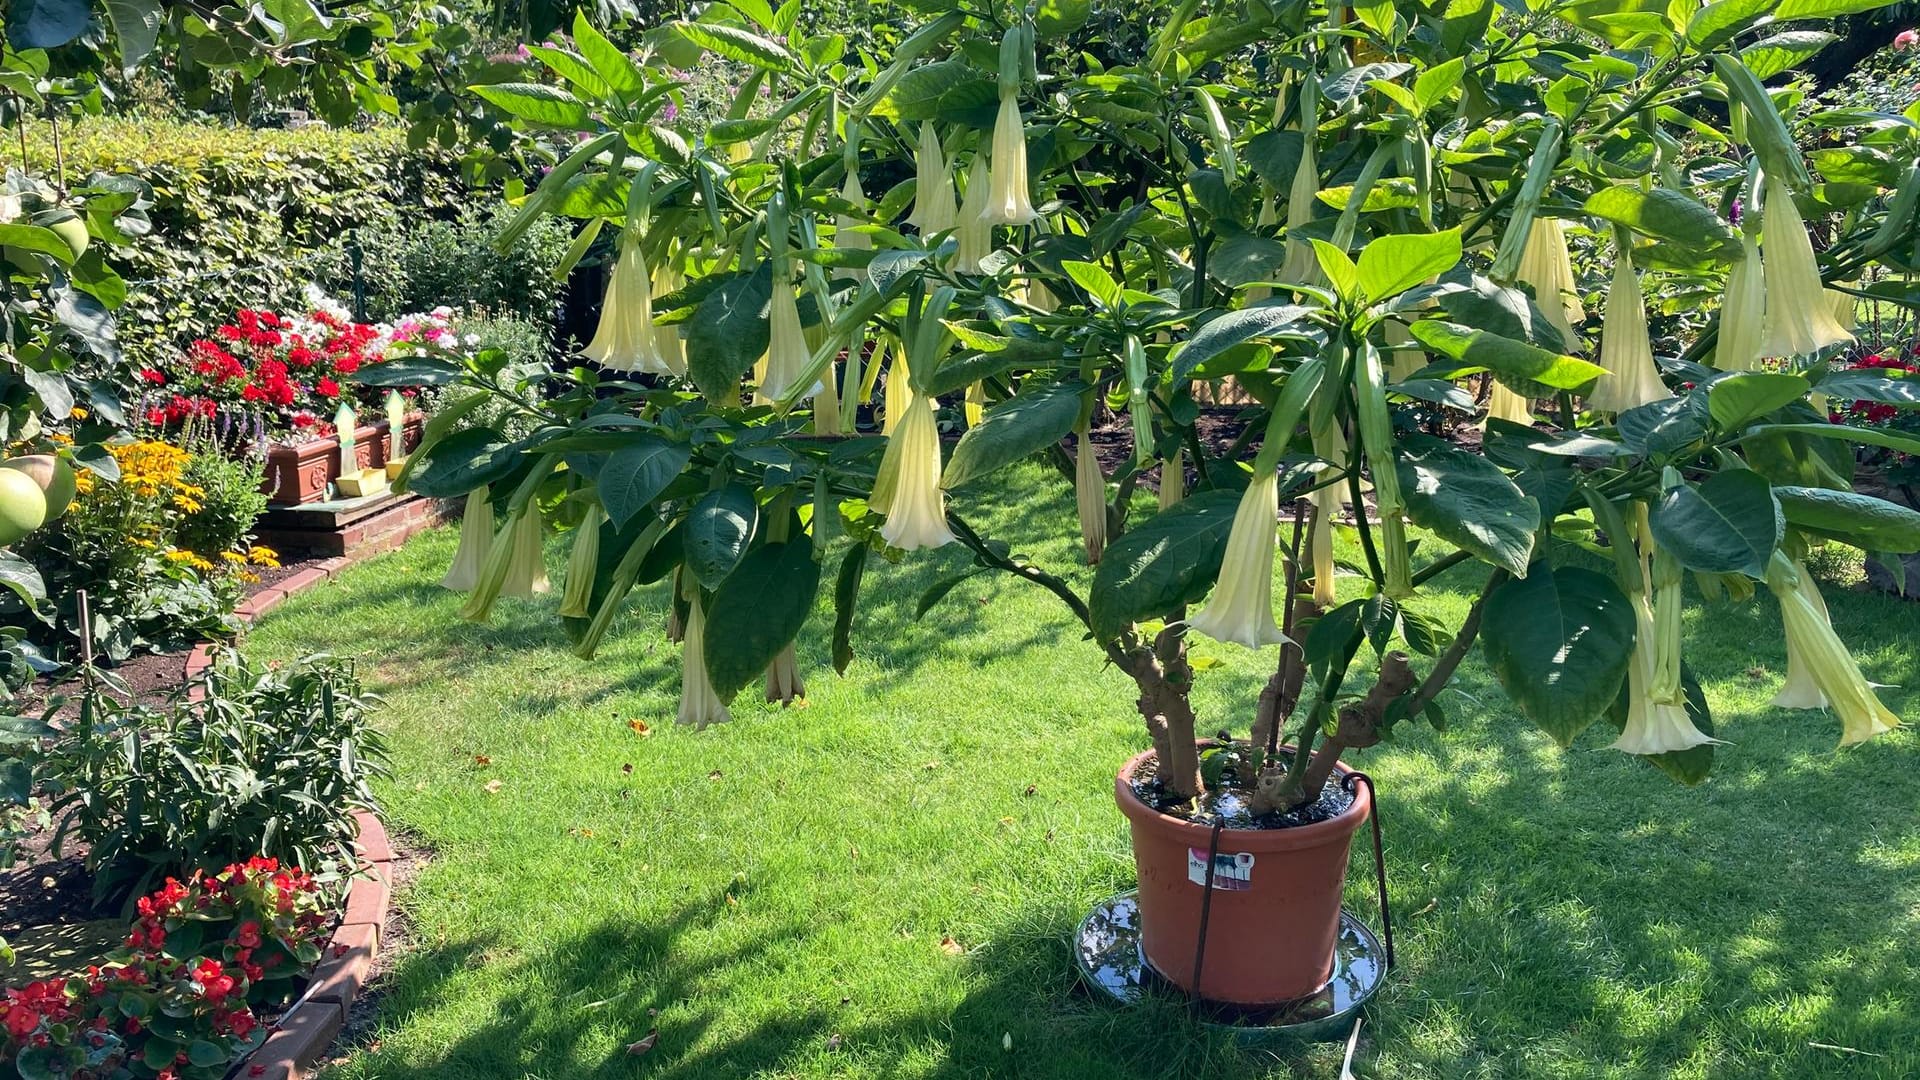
left=1761, top=186, right=1854, bottom=358
left=836, top=170, right=872, bottom=277
left=906, top=123, right=957, bottom=234
left=1023, top=277, right=1058, bottom=313
left=1588, top=249, right=1669, bottom=413
left=1075, top=426, right=1107, bottom=565
left=877, top=396, right=956, bottom=551
left=1612, top=582, right=1718, bottom=755
left=582, top=235, right=673, bottom=374
left=1713, top=231, right=1766, bottom=371
left=1485, top=383, right=1537, bottom=426
left=1188, top=468, right=1288, bottom=649
left=1515, top=216, right=1585, bottom=348
left=1159, top=448, right=1185, bottom=511
left=954, top=154, right=994, bottom=273
left=1771, top=557, right=1829, bottom=709
left=765, top=643, right=805, bottom=705
left=500, top=502, right=550, bottom=599
left=881, top=344, right=913, bottom=436
left=651, top=259, right=687, bottom=375
left=982, top=93, right=1040, bottom=226
left=440, top=486, right=494, bottom=592
left=556, top=501, right=604, bottom=618
left=677, top=590, right=732, bottom=729
left=754, top=277, right=816, bottom=405
left=965, top=381, right=986, bottom=428
left=1765, top=554, right=1901, bottom=745
left=1828, top=285, right=1857, bottom=336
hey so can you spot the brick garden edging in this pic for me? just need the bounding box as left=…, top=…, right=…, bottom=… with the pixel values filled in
left=177, top=547, right=404, bottom=1079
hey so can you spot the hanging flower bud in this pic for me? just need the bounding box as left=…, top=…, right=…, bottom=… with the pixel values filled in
left=1827, top=284, right=1857, bottom=335
left=1771, top=557, right=1828, bottom=709
left=906, top=123, right=957, bottom=234
left=754, top=276, right=816, bottom=405
left=1765, top=554, right=1901, bottom=744
left=1309, top=421, right=1345, bottom=609
left=582, top=234, right=673, bottom=374
left=440, top=486, right=495, bottom=592
left=765, top=643, right=805, bottom=705
left=881, top=345, right=913, bottom=436
left=1075, top=425, right=1107, bottom=564
left=1189, top=467, right=1288, bottom=649
left=500, top=502, right=550, bottom=599
left=1023, top=277, right=1058, bottom=314
left=1713, top=231, right=1766, bottom=371
left=1279, top=131, right=1323, bottom=287
left=677, top=590, right=732, bottom=729
left=1515, top=216, right=1584, bottom=348
left=1159, top=448, right=1185, bottom=511
left=965, top=381, right=987, bottom=428
left=954, top=154, right=994, bottom=273
left=877, top=396, right=956, bottom=551
left=1760, top=184, right=1854, bottom=358
left=556, top=501, right=604, bottom=618
left=837, top=169, right=872, bottom=278
left=982, top=93, right=1040, bottom=226
left=1485, top=382, right=1537, bottom=427
left=1588, top=245, right=1669, bottom=413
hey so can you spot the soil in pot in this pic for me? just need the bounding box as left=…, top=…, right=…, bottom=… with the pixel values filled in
left=1116, top=745, right=1371, bottom=1007
left=1130, top=746, right=1355, bottom=829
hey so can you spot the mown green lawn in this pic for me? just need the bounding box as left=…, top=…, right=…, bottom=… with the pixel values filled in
left=245, top=463, right=1920, bottom=1080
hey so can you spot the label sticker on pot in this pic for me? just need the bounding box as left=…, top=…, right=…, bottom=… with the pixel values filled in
left=1187, top=849, right=1254, bottom=890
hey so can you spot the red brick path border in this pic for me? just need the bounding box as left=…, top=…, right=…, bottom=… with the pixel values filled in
left=178, top=539, right=410, bottom=1078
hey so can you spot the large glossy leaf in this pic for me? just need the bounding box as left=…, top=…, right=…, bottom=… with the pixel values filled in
left=943, top=381, right=1084, bottom=489
left=0, top=551, right=47, bottom=607
left=1409, top=320, right=1604, bottom=392
left=685, top=263, right=774, bottom=402
left=469, top=83, right=593, bottom=128
left=1481, top=564, right=1637, bottom=747
left=674, top=21, right=796, bottom=71
left=404, top=427, right=519, bottom=499
left=0, top=224, right=77, bottom=265
left=351, top=356, right=464, bottom=387
left=1742, top=31, right=1837, bottom=78
left=1618, top=396, right=1708, bottom=458
left=1087, top=490, right=1241, bottom=643
left=704, top=541, right=821, bottom=703
left=1687, top=0, right=1778, bottom=48
left=1396, top=438, right=1539, bottom=577
left=1173, top=305, right=1314, bottom=381
left=1707, top=372, right=1809, bottom=430
left=683, top=486, right=760, bottom=589
left=597, top=436, right=692, bottom=527
left=1649, top=470, right=1781, bottom=577
left=1776, top=486, right=1920, bottom=552
left=1583, top=186, right=1739, bottom=257
left=7, top=0, right=89, bottom=47
left=1356, top=229, right=1462, bottom=302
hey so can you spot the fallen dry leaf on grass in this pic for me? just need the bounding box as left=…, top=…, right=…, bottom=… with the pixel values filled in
left=626, top=1030, right=658, bottom=1056
left=482, top=779, right=503, bottom=795
left=826, top=1034, right=843, bottom=1052
left=939, top=936, right=964, bottom=956
left=629, top=719, right=651, bottom=737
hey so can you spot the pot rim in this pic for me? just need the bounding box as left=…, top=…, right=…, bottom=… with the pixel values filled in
left=1114, top=745, right=1371, bottom=852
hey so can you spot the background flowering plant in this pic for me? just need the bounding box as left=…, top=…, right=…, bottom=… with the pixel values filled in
left=1, top=857, right=332, bottom=1080
left=137, top=291, right=453, bottom=443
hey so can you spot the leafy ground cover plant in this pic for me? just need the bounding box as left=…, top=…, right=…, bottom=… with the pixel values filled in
left=42, top=648, right=386, bottom=901
left=392, top=0, right=1920, bottom=820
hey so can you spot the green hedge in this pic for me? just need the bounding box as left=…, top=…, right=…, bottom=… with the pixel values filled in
left=23, top=118, right=468, bottom=364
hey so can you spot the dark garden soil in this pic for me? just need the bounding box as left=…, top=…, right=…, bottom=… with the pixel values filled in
left=1131, top=750, right=1357, bottom=830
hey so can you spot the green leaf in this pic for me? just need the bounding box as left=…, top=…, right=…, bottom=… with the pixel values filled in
left=1742, top=31, right=1837, bottom=79
left=1480, top=564, right=1637, bottom=747
left=686, top=263, right=774, bottom=402
left=573, top=10, right=648, bottom=96
left=703, top=540, right=821, bottom=703
left=598, top=437, right=692, bottom=528
left=469, top=83, right=593, bottom=128
left=1776, top=486, right=1920, bottom=552
left=404, top=427, right=520, bottom=499
left=1583, top=186, right=1739, bottom=257
left=684, top=486, right=760, bottom=589
left=675, top=20, right=796, bottom=71
left=103, top=0, right=163, bottom=71
left=1174, top=305, right=1315, bottom=381
left=1774, top=0, right=1899, bottom=19
left=187, top=1040, right=229, bottom=1069
left=1687, top=0, right=1779, bottom=49
left=1035, top=0, right=1092, bottom=36
left=0, top=224, right=76, bottom=266
left=881, top=60, right=986, bottom=122
left=1409, top=320, right=1606, bottom=391
left=6, top=0, right=89, bottom=48
left=1060, top=260, right=1120, bottom=308
left=1708, top=372, right=1810, bottom=430
left=1311, top=240, right=1361, bottom=301
left=943, top=381, right=1084, bottom=489
left=1089, top=490, right=1243, bottom=643
left=916, top=569, right=988, bottom=618
left=0, top=551, right=47, bottom=607
left=831, top=545, right=865, bottom=675
left=351, top=356, right=464, bottom=387
left=1648, top=470, right=1781, bottom=577
left=1396, top=438, right=1540, bottom=577
left=527, top=45, right=612, bottom=99
left=1618, top=396, right=1709, bottom=458
left=1748, top=422, right=1920, bottom=458
left=1356, top=229, right=1462, bottom=302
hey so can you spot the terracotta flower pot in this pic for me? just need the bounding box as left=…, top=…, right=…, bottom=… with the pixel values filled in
left=1114, top=747, right=1370, bottom=1005
left=260, top=415, right=422, bottom=505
